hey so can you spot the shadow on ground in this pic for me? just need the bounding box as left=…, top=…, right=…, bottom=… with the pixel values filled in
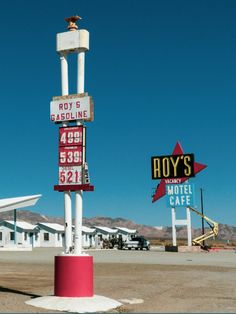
left=0, top=286, right=41, bottom=298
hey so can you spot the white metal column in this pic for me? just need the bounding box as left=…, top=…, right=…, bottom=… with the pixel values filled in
left=60, top=52, right=72, bottom=253
left=74, top=50, right=85, bottom=255
left=172, top=207, right=192, bottom=247
left=77, top=51, right=85, bottom=94
left=60, top=53, right=69, bottom=95
left=64, top=191, right=72, bottom=253
left=171, top=208, right=177, bottom=246
left=74, top=190, right=83, bottom=255
left=186, top=207, right=192, bottom=246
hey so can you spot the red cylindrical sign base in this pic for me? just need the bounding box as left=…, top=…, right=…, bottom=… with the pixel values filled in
left=54, top=255, right=93, bottom=297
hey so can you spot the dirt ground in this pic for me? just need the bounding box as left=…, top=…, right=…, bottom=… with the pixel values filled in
left=0, top=250, right=236, bottom=313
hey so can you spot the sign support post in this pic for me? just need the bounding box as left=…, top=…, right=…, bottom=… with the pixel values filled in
left=186, top=207, right=192, bottom=246
left=171, top=207, right=177, bottom=246
left=60, top=53, right=69, bottom=95
left=74, top=49, right=86, bottom=256
left=74, top=191, right=83, bottom=255
left=64, top=191, right=72, bottom=253
left=59, top=50, right=72, bottom=253
left=171, top=206, right=192, bottom=247
left=77, top=51, right=85, bottom=93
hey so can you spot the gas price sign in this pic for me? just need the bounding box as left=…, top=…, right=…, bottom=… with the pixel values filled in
left=59, top=146, right=83, bottom=166
left=59, top=166, right=83, bottom=185
left=59, top=126, right=83, bottom=146
left=58, top=126, right=84, bottom=186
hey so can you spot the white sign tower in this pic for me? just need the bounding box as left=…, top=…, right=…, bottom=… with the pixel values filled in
left=51, top=16, right=94, bottom=297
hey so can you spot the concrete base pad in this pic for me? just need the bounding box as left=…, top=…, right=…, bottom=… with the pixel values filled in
left=165, top=245, right=202, bottom=253
left=26, top=295, right=122, bottom=313
left=178, top=246, right=202, bottom=253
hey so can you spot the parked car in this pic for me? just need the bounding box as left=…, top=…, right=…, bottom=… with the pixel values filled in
left=123, top=236, right=150, bottom=250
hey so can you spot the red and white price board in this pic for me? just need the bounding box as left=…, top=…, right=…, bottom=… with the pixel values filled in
left=59, top=146, right=83, bottom=166
left=59, top=126, right=83, bottom=146
left=58, top=126, right=85, bottom=186
left=59, top=166, right=83, bottom=185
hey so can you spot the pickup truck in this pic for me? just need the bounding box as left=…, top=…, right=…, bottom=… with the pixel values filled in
left=123, top=236, right=150, bottom=250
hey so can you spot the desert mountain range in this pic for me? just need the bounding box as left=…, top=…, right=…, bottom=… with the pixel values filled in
left=0, top=210, right=235, bottom=241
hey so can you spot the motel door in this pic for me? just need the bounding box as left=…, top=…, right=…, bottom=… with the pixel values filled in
left=0, top=230, right=4, bottom=246
left=89, top=234, right=93, bottom=247
left=29, top=233, right=34, bottom=247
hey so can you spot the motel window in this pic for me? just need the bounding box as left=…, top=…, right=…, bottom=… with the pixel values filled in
left=57, top=233, right=61, bottom=241
left=24, top=233, right=28, bottom=241
left=44, top=233, right=49, bottom=241
left=0, top=232, right=2, bottom=241
left=10, top=232, right=15, bottom=241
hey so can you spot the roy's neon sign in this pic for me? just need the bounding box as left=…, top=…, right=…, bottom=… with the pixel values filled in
left=151, top=153, right=195, bottom=180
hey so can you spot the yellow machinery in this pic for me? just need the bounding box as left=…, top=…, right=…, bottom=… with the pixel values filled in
left=189, top=206, right=219, bottom=247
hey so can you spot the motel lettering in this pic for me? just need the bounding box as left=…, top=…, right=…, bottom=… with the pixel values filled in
left=166, top=183, right=195, bottom=207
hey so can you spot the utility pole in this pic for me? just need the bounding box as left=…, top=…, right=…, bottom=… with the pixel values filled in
left=200, top=188, right=205, bottom=247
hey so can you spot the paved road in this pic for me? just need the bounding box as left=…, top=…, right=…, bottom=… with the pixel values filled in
left=0, top=247, right=235, bottom=267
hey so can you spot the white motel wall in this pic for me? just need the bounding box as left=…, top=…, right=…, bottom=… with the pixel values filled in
left=0, top=220, right=40, bottom=248
left=94, top=226, right=118, bottom=241
left=115, top=227, right=137, bottom=241
left=0, top=220, right=137, bottom=249
left=37, top=223, right=65, bottom=248
left=81, top=226, right=96, bottom=248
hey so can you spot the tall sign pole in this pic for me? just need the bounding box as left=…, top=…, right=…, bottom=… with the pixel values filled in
left=200, top=188, right=205, bottom=247
left=52, top=16, right=94, bottom=297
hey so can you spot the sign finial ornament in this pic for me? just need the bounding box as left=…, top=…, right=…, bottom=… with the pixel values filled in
left=65, top=15, right=82, bottom=31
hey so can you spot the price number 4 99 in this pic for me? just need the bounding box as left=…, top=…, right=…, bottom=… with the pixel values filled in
left=60, top=131, right=82, bottom=145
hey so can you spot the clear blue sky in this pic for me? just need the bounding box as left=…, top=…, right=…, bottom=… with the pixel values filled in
left=0, top=0, right=235, bottom=227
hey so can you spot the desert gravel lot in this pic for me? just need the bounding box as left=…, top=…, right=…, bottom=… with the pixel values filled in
left=0, top=248, right=236, bottom=313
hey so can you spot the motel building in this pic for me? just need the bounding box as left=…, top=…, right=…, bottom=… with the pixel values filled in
left=37, top=222, right=65, bottom=247
left=94, top=226, right=118, bottom=241
left=72, top=225, right=96, bottom=248
left=82, top=226, right=96, bottom=248
left=0, top=220, right=140, bottom=249
left=115, top=227, right=137, bottom=241
left=0, top=220, right=40, bottom=248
